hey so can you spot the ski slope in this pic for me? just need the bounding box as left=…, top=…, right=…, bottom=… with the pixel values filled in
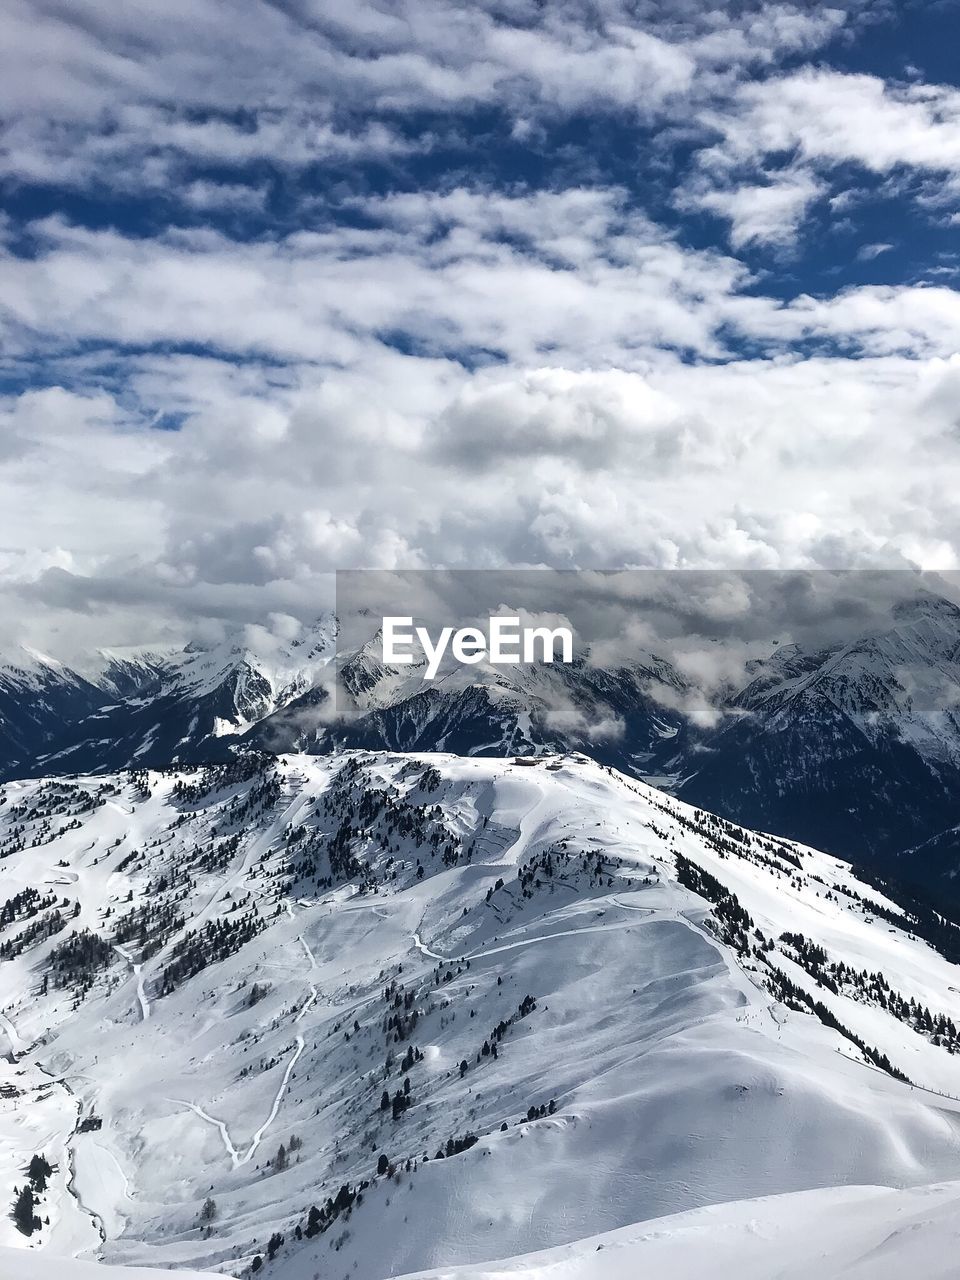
left=391, top=1180, right=960, bottom=1280
left=1, top=752, right=960, bottom=1277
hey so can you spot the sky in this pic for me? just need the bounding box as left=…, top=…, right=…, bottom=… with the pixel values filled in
left=2, top=0, right=960, bottom=657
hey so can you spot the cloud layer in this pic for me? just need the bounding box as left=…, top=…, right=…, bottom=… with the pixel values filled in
left=2, top=0, right=960, bottom=655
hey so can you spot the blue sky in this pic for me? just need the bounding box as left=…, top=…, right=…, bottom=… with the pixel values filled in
left=1, top=0, right=960, bottom=655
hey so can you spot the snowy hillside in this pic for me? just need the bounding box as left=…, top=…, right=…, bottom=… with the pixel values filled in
left=392, top=1180, right=960, bottom=1280
left=3, top=752, right=960, bottom=1277
left=0, top=1249, right=216, bottom=1280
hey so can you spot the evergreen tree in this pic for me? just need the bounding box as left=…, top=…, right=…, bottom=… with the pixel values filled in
left=13, top=1185, right=37, bottom=1236
left=27, top=1154, right=53, bottom=1193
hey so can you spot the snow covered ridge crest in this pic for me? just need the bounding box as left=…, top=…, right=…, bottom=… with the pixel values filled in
left=4, top=752, right=960, bottom=1277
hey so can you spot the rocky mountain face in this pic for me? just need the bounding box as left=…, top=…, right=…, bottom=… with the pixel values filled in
left=674, top=593, right=960, bottom=875
left=0, top=620, right=335, bottom=778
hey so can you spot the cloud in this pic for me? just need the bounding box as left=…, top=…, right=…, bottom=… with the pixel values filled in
left=4, top=342, right=960, bottom=657
left=689, top=68, right=960, bottom=245
left=0, top=1, right=860, bottom=204
left=857, top=242, right=895, bottom=261
left=2, top=1, right=960, bottom=656
left=685, top=168, right=825, bottom=248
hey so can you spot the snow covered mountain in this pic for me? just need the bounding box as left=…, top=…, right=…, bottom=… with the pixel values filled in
left=265, top=644, right=693, bottom=775
left=677, top=592, right=960, bottom=870
left=0, top=651, right=107, bottom=780
left=5, top=752, right=960, bottom=1277
left=4, top=592, right=960, bottom=882
left=0, top=620, right=335, bottom=782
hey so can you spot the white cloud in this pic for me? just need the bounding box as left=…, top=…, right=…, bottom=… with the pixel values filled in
left=689, top=68, right=960, bottom=245
left=4, top=344, right=960, bottom=654
left=686, top=169, right=825, bottom=248
left=2, top=2, right=960, bottom=654
left=0, top=1, right=862, bottom=199
left=857, top=242, right=895, bottom=261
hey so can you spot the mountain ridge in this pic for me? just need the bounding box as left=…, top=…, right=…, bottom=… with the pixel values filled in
left=3, top=752, right=960, bottom=1276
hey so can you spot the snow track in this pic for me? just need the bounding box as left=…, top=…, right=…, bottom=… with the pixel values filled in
left=114, top=945, right=150, bottom=1021
left=295, top=987, right=317, bottom=1023
left=299, top=935, right=318, bottom=970
left=244, top=1035, right=305, bottom=1164
left=173, top=1100, right=240, bottom=1168
left=173, top=1036, right=306, bottom=1169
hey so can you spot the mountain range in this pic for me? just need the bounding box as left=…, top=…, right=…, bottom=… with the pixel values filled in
left=4, top=593, right=960, bottom=888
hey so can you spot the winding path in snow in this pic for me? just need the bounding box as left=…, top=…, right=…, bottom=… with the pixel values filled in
left=113, top=945, right=150, bottom=1021
left=173, top=1099, right=240, bottom=1168
left=412, top=932, right=457, bottom=964
left=299, top=935, right=318, bottom=971
left=244, top=1035, right=305, bottom=1162
left=295, top=987, right=317, bottom=1023
left=172, top=1034, right=306, bottom=1170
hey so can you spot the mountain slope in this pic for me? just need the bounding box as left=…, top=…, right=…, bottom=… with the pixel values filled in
left=678, top=593, right=960, bottom=864
left=0, top=652, right=104, bottom=779
left=0, top=1250, right=216, bottom=1280
left=3, top=753, right=960, bottom=1277
left=391, top=1181, right=960, bottom=1280
left=0, top=620, right=336, bottom=782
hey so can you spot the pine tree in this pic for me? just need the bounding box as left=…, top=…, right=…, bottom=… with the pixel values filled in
left=13, top=1185, right=36, bottom=1236
left=27, top=1154, right=53, bottom=1193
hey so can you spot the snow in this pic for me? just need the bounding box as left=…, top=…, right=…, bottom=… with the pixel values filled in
left=2, top=752, right=960, bottom=1279
left=0, top=1247, right=217, bottom=1279
left=392, top=1181, right=960, bottom=1280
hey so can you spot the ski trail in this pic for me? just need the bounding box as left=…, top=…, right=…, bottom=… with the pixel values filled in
left=463, top=919, right=641, bottom=964
left=612, top=896, right=656, bottom=914
left=413, top=932, right=458, bottom=964
left=299, top=935, right=318, bottom=970
left=172, top=1035, right=305, bottom=1169
left=114, top=945, right=150, bottom=1021
left=97, top=1142, right=133, bottom=1202
left=242, top=1036, right=305, bottom=1163
left=171, top=1100, right=241, bottom=1169
left=412, top=901, right=672, bottom=971
left=295, top=988, right=317, bottom=1023
left=0, top=1010, right=24, bottom=1060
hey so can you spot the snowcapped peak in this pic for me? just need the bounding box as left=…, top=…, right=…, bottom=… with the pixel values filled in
left=0, top=645, right=87, bottom=692
left=891, top=589, right=960, bottom=625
